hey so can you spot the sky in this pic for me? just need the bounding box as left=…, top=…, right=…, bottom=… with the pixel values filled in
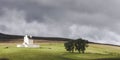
left=0, top=0, right=120, bottom=45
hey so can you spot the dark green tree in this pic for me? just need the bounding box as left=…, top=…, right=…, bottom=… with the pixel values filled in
left=64, top=40, right=75, bottom=53
left=75, top=38, right=89, bottom=53
left=64, top=38, right=89, bottom=53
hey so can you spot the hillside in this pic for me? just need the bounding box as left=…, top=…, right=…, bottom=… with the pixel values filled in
left=0, top=33, right=120, bottom=47
left=0, top=33, right=71, bottom=41
left=0, top=43, right=119, bottom=60
left=0, top=33, right=119, bottom=60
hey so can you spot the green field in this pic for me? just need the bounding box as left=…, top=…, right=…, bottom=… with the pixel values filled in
left=0, top=42, right=120, bottom=60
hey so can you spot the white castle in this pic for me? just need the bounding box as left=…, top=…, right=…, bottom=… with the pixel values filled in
left=17, top=35, right=39, bottom=48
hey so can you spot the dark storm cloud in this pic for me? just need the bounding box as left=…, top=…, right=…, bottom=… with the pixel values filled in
left=0, top=0, right=117, bottom=26
left=0, top=0, right=120, bottom=45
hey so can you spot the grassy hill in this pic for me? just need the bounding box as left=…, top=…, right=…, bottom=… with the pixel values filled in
left=0, top=42, right=119, bottom=60
left=0, top=33, right=120, bottom=60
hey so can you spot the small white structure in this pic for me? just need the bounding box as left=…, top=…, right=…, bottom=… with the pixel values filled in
left=17, top=35, right=40, bottom=48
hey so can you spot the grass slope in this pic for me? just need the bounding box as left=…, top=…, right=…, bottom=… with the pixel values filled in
left=0, top=43, right=119, bottom=60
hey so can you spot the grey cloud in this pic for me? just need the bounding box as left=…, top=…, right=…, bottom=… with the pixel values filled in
left=0, top=25, right=7, bottom=31
left=0, top=0, right=120, bottom=45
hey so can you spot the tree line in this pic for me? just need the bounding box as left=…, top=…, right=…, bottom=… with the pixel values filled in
left=64, top=38, right=89, bottom=53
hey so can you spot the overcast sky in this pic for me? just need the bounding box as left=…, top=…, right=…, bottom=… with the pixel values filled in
left=0, top=0, right=120, bottom=45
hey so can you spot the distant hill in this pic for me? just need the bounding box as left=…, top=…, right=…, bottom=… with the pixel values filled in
left=0, top=33, right=72, bottom=41
left=0, top=33, right=23, bottom=39
left=0, top=33, right=119, bottom=47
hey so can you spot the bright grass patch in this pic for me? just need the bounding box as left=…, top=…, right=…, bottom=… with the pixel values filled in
left=0, top=43, right=119, bottom=60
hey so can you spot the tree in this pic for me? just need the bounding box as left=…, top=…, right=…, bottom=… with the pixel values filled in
left=64, top=38, right=89, bottom=53
left=75, top=38, right=89, bottom=53
left=64, top=40, right=75, bottom=53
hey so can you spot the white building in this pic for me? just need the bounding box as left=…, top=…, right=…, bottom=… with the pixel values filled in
left=17, top=35, right=40, bottom=48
